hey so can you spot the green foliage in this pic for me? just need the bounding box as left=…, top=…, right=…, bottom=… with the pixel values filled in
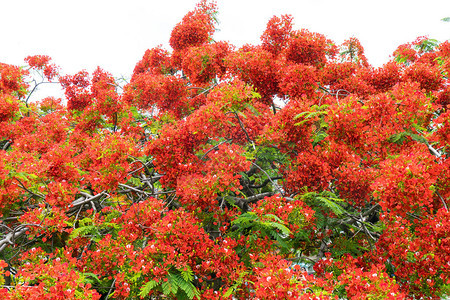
left=231, top=211, right=292, bottom=252
left=387, top=131, right=428, bottom=145
left=10, top=171, right=38, bottom=182
left=414, top=38, right=439, bottom=53
left=82, top=272, right=101, bottom=286
left=69, top=224, right=98, bottom=241
left=332, top=236, right=367, bottom=257
left=139, top=267, right=199, bottom=299
left=395, top=55, right=410, bottom=64
left=294, top=104, right=329, bottom=147
left=437, top=283, right=450, bottom=300
left=223, top=271, right=249, bottom=298
left=69, top=215, right=121, bottom=242
left=311, top=131, right=329, bottom=147
left=293, top=104, right=328, bottom=126
left=180, top=266, right=195, bottom=283
left=300, top=191, right=347, bottom=217
left=139, top=280, right=159, bottom=298
left=127, top=176, right=142, bottom=187
left=254, top=145, right=288, bottom=166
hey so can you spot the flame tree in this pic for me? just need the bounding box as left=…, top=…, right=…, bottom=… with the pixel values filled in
left=0, top=1, right=449, bottom=299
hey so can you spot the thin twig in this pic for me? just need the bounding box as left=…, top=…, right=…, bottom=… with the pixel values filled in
left=251, top=162, right=284, bottom=196
left=436, top=191, right=449, bottom=211
left=14, top=178, right=45, bottom=199
left=200, top=139, right=232, bottom=160
left=230, top=112, right=253, bottom=143
left=105, top=278, right=116, bottom=299
left=248, top=176, right=283, bottom=189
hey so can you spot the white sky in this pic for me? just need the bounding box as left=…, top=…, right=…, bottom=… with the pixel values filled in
left=0, top=0, right=449, bottom=98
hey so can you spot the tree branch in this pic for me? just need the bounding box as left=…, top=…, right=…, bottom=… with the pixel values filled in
left=251, top=162, right=284, bottom=196
left=228, top=192, right=275, bottom=209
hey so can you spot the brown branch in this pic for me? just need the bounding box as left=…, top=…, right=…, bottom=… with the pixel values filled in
left=248, top=176, right=283, bottom=189
left=0, top=226, right=33, bottom=252
left=228, top=192, right=275, bottom=209
left=251, top=162, right=284, bottom=196
left=200, top=139, right=232, bottom=161
left=14, top=178, right=45, bottom=200
left=230, top=112, right=253, bottom=143
left=436, top=191, right=448, bottom=211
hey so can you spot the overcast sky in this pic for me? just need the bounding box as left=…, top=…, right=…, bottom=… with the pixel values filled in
left=1, top=0, right=449, bottom=80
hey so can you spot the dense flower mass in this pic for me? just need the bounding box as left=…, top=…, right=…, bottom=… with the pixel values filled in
left=0, top=1, right=450, bottom=299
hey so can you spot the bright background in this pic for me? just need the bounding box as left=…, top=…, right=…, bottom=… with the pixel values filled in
left=1, top=0, right=449, bottom=98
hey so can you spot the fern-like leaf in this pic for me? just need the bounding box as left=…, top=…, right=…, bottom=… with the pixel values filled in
left=316, top=196, right=345, bottom=216
left=170, top=272, right=199, bottom=299
left=161, top=279, right=173, bottom=295
left=264, top=221, right=291, bottom=236
left=139, top=280, right=159, bottom=298
left=180, top=266, right=194, bottom=282
left=69, top=225, right=97, bottom=240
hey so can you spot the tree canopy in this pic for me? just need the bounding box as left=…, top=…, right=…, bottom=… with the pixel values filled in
left=0, top=1, right=449, bottom=299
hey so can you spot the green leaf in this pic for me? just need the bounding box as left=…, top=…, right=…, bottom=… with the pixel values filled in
left=411, top=122, right=426, bottom=133
left=301, top=192, right=346, bottom=217
left=169, top=271, right=199, bottom=299
left=80, top=217, right=93, bottom=225
left=365, top=221, right=383, bottom=233
left=395, top=55, right=408, bottom=64
left=414, top=38, right=439, bottom=53
left=294, top=106, right=328, bottom=124
left=128, top=177, right=142, bottom=187
left=74, top=290, right=84, bottom=298
left=263, top=213, right=284, bottom=223
left=12, top=172, right=31, bottom=182
left=168, top=273, right=179, bottom=295
left=316, top=196, right=345, bottom=216
left=264, top=221, right=291, bottom=236
left=237, top=111, right=247, bottom=119
left=161, top=279, right=172, bottom=295
left=129, top=106, right=141, bottom=119
left=387, top=132, right=408, bottom=145
left=293, top=111, right=309, bottom=120
left=68, top=225, right=97, bottom=240
left=232, top=212, right=258, bottom=226
left=226, top=119, right=237, bottom=127
left=180, top=266, right=194, bottom=282
left=223, top=286, right=235, bottom=298
left=388, top=131, right=428, bottom=145
left=251, top=91, right=262, bottom=99
left=269, top=229, right=291, bottom=250
left=409, top=133, right=427, bottom=144
left=82, top=272, right=100, bottom=285
left=139, top=280, right=159, bottom=298
left=244, top=103, right=260, bottom=115
left=312, top=131, right=328, bottom=146
left=223, top=282, right=241, bottom=298
left=441, top=17, right=450, bottom=22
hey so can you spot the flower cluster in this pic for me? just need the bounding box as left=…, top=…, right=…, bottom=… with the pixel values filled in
left=25, top=55, right=59, bottom=81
